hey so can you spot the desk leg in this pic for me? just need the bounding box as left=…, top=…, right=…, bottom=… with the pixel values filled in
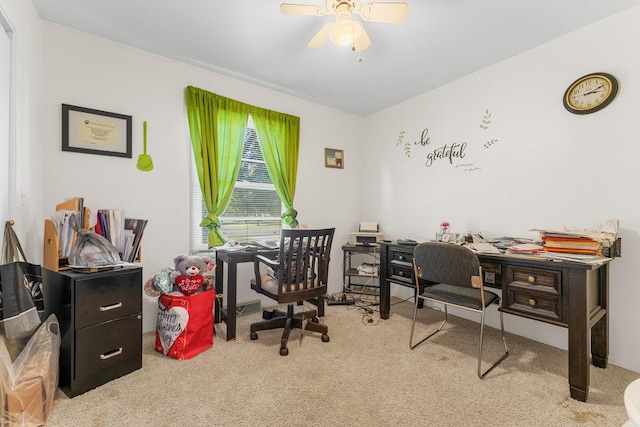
left=214, top=259, right=224, bottom=325
left=567, top=269, right=589, bottom=402
left=380, top=279, right=390, bottom=320
left=591, top=265, right=609, bottom=368
left=380, top=249, right=390, bottom=319
left=226, top=260, right=238, bottom=341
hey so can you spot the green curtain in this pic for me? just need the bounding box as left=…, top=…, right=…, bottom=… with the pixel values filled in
left=252, top=108, right=300, bottom=228
left=185, top=86, right=249, bottom=247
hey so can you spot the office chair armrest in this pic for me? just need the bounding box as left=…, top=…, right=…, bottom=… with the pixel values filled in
left=254, top=254, right=279, bottom=268
left=473, top=266, right=489, bottom=306
left=253, top=254, right=279, bottom=290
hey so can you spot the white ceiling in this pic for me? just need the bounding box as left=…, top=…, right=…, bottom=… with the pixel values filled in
left=32, top=0, right=640, bottom=116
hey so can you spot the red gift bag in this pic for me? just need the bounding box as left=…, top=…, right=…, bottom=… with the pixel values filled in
left=155, top=288, right=215, bottom=360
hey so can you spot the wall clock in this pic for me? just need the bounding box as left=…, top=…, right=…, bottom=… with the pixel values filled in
left=563, top=72, right=619, bottom=114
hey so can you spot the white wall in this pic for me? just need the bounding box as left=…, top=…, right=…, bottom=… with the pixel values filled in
left=39, top=23, right=364, bottom=333
left=0, top=0, right=42, bottom=260
left=362, top=6, right=640, bottom=373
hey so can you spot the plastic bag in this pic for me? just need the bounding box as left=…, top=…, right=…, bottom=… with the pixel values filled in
left=0, top=314, right=61, bottom=426
left=143, top=268, right=175, bottom=298
left=68, top=229, right=121, bottom=267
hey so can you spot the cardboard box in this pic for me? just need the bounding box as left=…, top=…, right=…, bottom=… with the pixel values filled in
left=4, top=376, right=46, bottom=427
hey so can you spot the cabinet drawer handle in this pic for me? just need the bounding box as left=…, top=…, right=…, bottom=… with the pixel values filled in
left=100, top=348, right=123, bottom=360
left=100, top=302, right=123, bottom=311
left=527, top=276, right=535, bottom=284
left=398, top=255, right=405, bottom=261
left=528, top=298, right=537, bottom=307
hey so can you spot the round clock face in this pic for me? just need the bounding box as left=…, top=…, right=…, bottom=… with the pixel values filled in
left=563, top=73, right=618, bottom=114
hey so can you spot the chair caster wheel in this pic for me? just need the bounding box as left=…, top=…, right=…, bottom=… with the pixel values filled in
left=311, top=317, right=319, bottom=323
left=280, top=347, right=289, bottom=356
left=321, top=334, right=330, bottom=343
left=250, top=332, right=258, bottom=340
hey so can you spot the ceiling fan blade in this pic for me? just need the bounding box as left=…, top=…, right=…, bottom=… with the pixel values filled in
left=307, top=23, right=332, bottom=49
left=359, top=2, right=408, bottom=23
left=280, top=3, right=327, bottom=16
left=352, top=22, right=372, bottom=52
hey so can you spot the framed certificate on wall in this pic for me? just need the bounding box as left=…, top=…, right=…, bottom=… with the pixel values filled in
left=62, top=104, right=132, bottom=158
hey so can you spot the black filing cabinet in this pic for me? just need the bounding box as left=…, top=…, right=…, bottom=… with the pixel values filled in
left=44, top=267, right=142, bottom=397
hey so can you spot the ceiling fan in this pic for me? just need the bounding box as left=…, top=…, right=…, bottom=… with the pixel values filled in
left=280, top=1, right=408, bottom=52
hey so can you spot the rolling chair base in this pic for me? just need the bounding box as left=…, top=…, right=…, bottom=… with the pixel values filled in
left=250, top=305, right=329, bottom=356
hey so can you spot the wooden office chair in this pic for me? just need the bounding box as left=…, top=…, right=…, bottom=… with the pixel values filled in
left=410, top=242, right=509, bottom=378
left=250, top=227, right=335, bottom=356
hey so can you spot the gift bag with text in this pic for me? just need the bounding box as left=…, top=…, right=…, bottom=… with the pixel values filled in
left=155, top=289, right=214, bottom=360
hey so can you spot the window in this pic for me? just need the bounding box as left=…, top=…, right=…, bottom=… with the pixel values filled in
left=191, top=116, right=282, bottom=252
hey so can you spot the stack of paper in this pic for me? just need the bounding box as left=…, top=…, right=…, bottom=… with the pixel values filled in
left=542, top=235, right=601, bottom=255
left=532, top=220, right=619, bottom=255
left=357, top=263, right=379, bottom=276
left=534, top=231, right=602, bottom=255
left=539, top=252, right=610, bottom=265
left=467, top=242, right=501, bottom=254
left=50, top=209, right=78, bottom=257
left=506, top=243, right=544, bottom=254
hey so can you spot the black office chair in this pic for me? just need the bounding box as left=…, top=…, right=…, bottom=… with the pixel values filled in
left=410, top=242, right=509, bottom=378
left=250, top=227, right=335, bottom=356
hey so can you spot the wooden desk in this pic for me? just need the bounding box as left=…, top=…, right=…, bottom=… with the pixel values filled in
left=379, top=241, right=613, bottom=402
left=214, top=247, right=278, bottom=341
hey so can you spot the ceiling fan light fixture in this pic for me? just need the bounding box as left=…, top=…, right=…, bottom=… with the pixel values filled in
left=329, top=15, right=362, bottom=46
left=282, top=1, right=407, bottom=51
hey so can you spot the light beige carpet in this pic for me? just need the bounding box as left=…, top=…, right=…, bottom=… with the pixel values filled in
left=46, top=298, right=637, bottom=426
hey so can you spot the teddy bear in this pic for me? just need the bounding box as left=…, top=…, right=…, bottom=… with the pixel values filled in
left=143, top=254, right=215, bottom=297
left=169, top=254, right=215, bottom=296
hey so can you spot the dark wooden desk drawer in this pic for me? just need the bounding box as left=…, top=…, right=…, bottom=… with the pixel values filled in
left=75, top=271, right=141, bottom=329
left=384, top=245, right=415, bottom=285
left=389, top=260, right=413, bottom=285
left=390, top=250, right=414, bottom=264
left=75, top=313, right=142, bottom=380
left=504, top=265, right=563, bottom=324
left=507, top=266, right=561, bottom=295
left=504, top=285, right=563, bottom=323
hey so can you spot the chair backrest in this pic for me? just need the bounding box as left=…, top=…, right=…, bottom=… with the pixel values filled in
left=413, top=242, right=480, bottom=288
left=274, top=227, right=335, bottom=303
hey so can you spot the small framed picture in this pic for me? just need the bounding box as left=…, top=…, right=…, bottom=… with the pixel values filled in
left=324, top=147, right=344, bottom=169
left=62, top=104, right=132, bottom=158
